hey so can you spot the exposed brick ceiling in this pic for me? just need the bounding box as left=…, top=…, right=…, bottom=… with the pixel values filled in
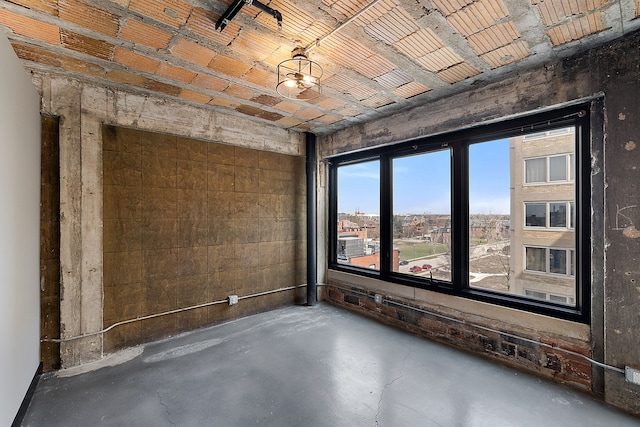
left=1, top=0, right=639, bottom=135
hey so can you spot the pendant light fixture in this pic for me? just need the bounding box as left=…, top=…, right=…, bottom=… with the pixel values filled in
left=276, top=47, right=322, bottom=101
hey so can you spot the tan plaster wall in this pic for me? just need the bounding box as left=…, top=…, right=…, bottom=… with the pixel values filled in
left=33, top=73, right=305, bottom=367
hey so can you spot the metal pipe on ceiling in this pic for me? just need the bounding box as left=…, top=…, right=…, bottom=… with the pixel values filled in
left=304, top=0, right=383, bottom=53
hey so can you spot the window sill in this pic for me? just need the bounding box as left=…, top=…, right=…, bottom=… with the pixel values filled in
left=327, top=269, right=591, bottom=336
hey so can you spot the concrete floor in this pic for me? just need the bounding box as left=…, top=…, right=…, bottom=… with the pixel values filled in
left=22, top=304, right=640, bottom=427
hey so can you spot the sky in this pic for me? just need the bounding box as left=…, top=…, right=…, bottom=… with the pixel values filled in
left=337, top=138, right=511, bottom=216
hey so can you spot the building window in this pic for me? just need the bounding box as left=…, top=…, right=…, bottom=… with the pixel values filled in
left=524, top=202, right=573, bottom=229
left=525, top=158, right=546, bottom=183
left=525, top=203, right=546, bottom=227
left=328, top=104, right=590, bottom=322
left=549, top=202, right=567, bottom=227
left=524, top=246, right=574, bottom=276
left=549, top=155, right=567, bottom=181
left=525, top=154, right=573, bottom=184
left=525, top=290, right=575, bottom=305
left=392, top=149, right=452, bottom=282
left=522, top=127, right=574, bottom=141
left=525, top=247, right=547, bottom=272
left=335, top=160, right=380, bottom=269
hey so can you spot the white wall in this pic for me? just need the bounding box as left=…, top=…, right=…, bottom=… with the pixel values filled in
left=0, top=32, right=42, bottom=425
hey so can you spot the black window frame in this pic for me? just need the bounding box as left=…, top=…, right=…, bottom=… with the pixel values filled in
left=328, top=104, right=591, bottom=323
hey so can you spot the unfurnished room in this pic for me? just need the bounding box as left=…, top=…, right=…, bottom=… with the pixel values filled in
left=1, top=0, right=640, bottom=425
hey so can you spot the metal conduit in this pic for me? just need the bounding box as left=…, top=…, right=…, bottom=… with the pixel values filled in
left=306, top=132, right=318, bottom=306
left=41, top=284, right=307, bottom=344
left=304, top=0, right=383, bottom=53
left=329, top=284, right=625, bottom=374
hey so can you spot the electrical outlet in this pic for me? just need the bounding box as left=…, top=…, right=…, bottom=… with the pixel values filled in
left=228, top=295, right=238, bottom=306
left=626, top=367, right=640, bottom=386
left=374, top=294, right=383, bottom=305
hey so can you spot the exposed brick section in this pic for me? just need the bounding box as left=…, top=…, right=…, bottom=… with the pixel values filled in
left=107, top=69, right=148, bottom=85
left=61, top=55, right=106, bottom=77
left=276, top=116, right=303, bottom=127
left=113, top=48, right=159, bottom=73
left=243, top=67, right=277, bottom=89
left=145, top=79, right=181, bottom=96
left=236, top=104, right=267, bottom=117
left=58, top=0, right=120, bottom=37
left=129, top=0, right=192, bottom=28
left=257, top=110, right=285, bottom=122
left=120, top=18, right=173, bottom=49
left=6, top=0, right=58, bottom=15
left=313, top=97, right=347, bottom=111
left=235, top=104, right=284, bottom=122
left=374, top=69, right=413, bottom=89
left=437, top=62, right=480, bottom=84
left=361, top=94, right=395, bottom=109
left=326, top=283, right=592, bottom=391
left=11, top=43, right=61, bottom=67
left=339, top=105, right=362, bottom=117
left=394, top=81, right=430, bottom=99
left=0, top=10, right=60, bottom=44
left=61, top=29, right=115, bottom=60
left=191, top=73, right=229, bottom=92
left=186, top=7, right=239, bottom=46
left=480, top=41, right=530, bottom=68
left=208, top=97, right=241, bottom=109
left=296, top=108, right=324, bottom=120
left=251, top=94, right=281, bottom=107
left=231, top=31, right=280, bottom=61
left=273, top=100, right=303, bottom=115
left=155, top=62, right=196, bottom=83
left=346, top=84, right=377, bottom=101
left=208, top=54, right=252, bottom=78
left=547, top=12, right=604, bottom=46
left=179, top=89, right=211, bottom=104
left=171, top=38, right=216, bottom=67
left=224, top=84, right=258, bottom=100
left=316, top=114, right=342, bottom=124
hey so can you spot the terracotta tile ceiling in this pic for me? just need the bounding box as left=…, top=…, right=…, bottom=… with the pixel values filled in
left=0, top=0, right=638, bottom=135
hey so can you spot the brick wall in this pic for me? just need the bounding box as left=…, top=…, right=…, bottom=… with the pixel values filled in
left=326, top=282, right=592, bottom=391
left=102, top=125, right=306, bottom=352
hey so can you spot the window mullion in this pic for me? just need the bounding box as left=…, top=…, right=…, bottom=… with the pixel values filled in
left=452, top=142, right=468, bottom=291
left=380, top=154, right=392, bottom=276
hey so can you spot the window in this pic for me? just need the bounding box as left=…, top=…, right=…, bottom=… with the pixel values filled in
left=522, top=127, right=574, bottom=141
left=549, top=203, right=567, bottom=227
left=525, top=203, right=546, bottom=227
left=525, top=289, right=546, bottom=300
left=525, top=154, right=573, bottom=184
left=526, top=247, right=546, bottom=272
left=524, top=246, right=574, bottom=276
left=525, top=158, right=546, bottom=183
left=524, top=202, right=573, bottom=229
left=549, top=155, right=567, bottom=181
left=525, top=290, right=575, bottom=305
left=329, top=105, right=590, bottom=322
left=392, top=150, right=451, bottom=282
left=335, top=160, right=380, bottom=269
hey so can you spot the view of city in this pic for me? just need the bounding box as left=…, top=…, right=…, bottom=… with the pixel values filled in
left=336, top=127, right=576, bottom=305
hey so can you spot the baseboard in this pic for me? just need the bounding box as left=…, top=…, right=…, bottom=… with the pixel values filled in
left=11, top=363, right=42, bottom=427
